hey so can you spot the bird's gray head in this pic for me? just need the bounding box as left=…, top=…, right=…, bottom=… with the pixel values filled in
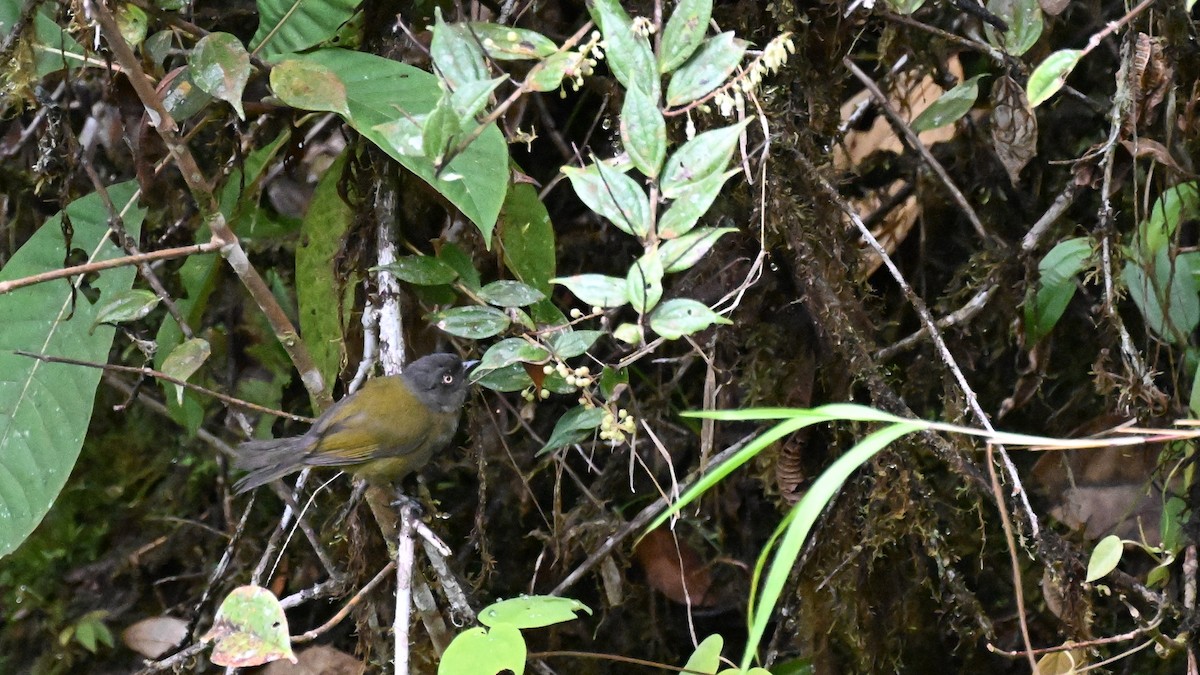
left=402, top=353, right=472, bottom=413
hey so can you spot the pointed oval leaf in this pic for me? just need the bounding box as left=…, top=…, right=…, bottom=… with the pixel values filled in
left=190, top=32, right=251, bottom=119
left=562, top=162, right=651, bottom=237
left=0, top=182, right=144, bottom=557
left=479, top=280, right=545, bottom=307
left=539, top=406, right=608, bottom=453
left=551, top=274, right=629, bottom=308
left=439, top=625, right=526, bottom=675
left=1025, top=237, right=1091, bottom=343
left=626, top=250, right=664, bottom=314
left=659, top=227, right=736, bottom=273
left=659, top=0, right=713, bottom=73
left=477, top=338, right=551, bottom=372
left=658, top=169, right=738, bottom=238
left=422, top=97, right=463, bottom=165
left=270, top=58, right=349, bottom=116
left=431, top=8, right=489, bottom=89
left=649, top=298, right=731, bottom=339
left=431, top=305, right=511, bottom=339
left=451, top=76, right=507, bottom=121
left=984, top=0, right=1044, bottom=57
left=661, top=120, right=749, bottom=198
left=91, top=289, right=160, bottom=333
left=374, top=255, right=459, bottom=285
left=203, top=586, right=295, bottom=667
left=910, top=74, right=985, bottom=133
left=161, top=337, right=212, bottom=405
left=589, top=0, right=659, bottom=99
left=526, top=51, right=583, bottom=92
left=684, top=634, right=724, bottom=675
left=470, top=23, right=558, bottom=60
left=479, top=595, right=593, bottom=628
left=621, top=85, right=667, bottom=178
left=665, top=32, right=746, bottom=107
left=1027, top=49, right=1082, bottom=107
left=1085, top=535, right=1123, bottom=582
left=548, top=329, right=604, bottom=359
left=249, top=0, right=359, bottom=61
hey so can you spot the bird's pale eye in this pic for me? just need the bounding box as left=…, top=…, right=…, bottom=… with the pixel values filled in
left=442, top=374, right=454, bottom=384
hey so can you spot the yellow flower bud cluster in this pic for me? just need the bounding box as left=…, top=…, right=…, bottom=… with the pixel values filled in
left=599, top=408, right=636, bottom=443
left=713, top=32, right=795, bottom=118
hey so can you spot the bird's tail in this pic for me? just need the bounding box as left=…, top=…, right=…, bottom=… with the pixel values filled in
left=232, top=437, right=310, bottom=494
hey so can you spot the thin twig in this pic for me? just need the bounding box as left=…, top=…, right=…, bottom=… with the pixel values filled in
left=15, top=351, right=312, bottom=423
left=292, top=562, right=397, bottom=643
left=0, top=240, right=224, bottom=295
left=842, top=57, right=992, bottom=244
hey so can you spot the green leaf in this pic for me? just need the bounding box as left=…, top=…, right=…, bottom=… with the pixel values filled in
left=300, top=49, right=508, bottom=240
left=0, top=181, right=145, bottom=557
left=552, top=274, right=629, bottom=308
left=599, top=366, right=628, bottom=399
left=684, top=634, right=724, bottom=675
left=479, top=280, right=545, bottom=307
left=203, top=586, right=295, bottom=667
left=249, top=0, right=361, bottom=61
left=499, top=183, right=556, bottom=285
left=472, top=363, right=534, bottom=392
left=649, top=298, right=731, bottom=339
left=562, top=161, right=651, bottom=238
left=1161, top=496, right=1186, bottom=551
left=1136, top=182, right=1200, bottom=260
left=659, top=227, right=736, bottom=273
left=431, top=306, right=511, bottom=339
left=161, top=338, right=211, bottom=405
left=627, top=250, right=664, bottom=314
left=1027, top=49, right=1082, bottom=108
left=190, top=32, right=251, bottom=119
left=422, top=96, right=464, bottom=165
left=621, top=84, right=667, bottom=178
left=659, top=0, right=713, bottom=73
left=469, top=23, right=558, bottom=60
left=665, top=32, right=746, bottom=107
left=658, top=169, right=738, bottom=238
left=984, top=0, right=1043, bottom=57
left=375, top=255, right=459, bottom=285
left=90, top=289, right=159, bottom=333
left=910, top=75, right=986, bottom=133
left=479, top=595, right=593, bottom=628
left=438, top=624, right=525, bottom=675
left=430, top=7, right=489, bottom=89
left=1122, top=249, right=1200, bottom=344
left=450, top=76, right=507, bottom=122
left=525, top=51, right=585, bottom=92
left=1024, top=237, right=1091, bottom=343
left=588, top=0, right=660, bottom=100
left=160, top=67, right=213, bottom=123
left=297, top=151, right=352, bottom=393
left=660, top=120, right=749, bottom=198
left=0, top=3, right=90, bottom=76
left=270, top=58, right=350, bottom=116
left=540, top=406, right=608, bottom=453
left=439, top=243, right=483, bottom=291
left=1085, top=535, right=1124, bottom=582
left=477, top=338, right=550, bottom=373
left=548, top=330, right=604, bottom=359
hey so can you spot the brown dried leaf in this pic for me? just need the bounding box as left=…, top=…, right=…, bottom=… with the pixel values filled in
left=1126, top=33, right=1172, bottom=133
left=262, top=645, right=366, bottom=675
left=990, top=74, right=1038, bottom=185
left=1038, top=0, right=1070, bottom=14
left=633, top=528, right=714, bottom=607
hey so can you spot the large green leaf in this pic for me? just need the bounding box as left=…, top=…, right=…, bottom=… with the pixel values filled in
left=249, top=0, right=362, bottom=61
left=297, top=151, right=352, bottom=393
left=298, top=49, right=508, bottom=241
left=0, top=182, right=145, bottom=557
left=0, top=2, right=90, bottom=77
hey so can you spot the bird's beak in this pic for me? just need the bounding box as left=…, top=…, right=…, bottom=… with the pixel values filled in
left=463, top=359, right=480, bottom=370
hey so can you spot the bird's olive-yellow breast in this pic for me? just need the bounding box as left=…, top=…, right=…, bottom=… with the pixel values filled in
left=233, top=353, right=471, bottom=493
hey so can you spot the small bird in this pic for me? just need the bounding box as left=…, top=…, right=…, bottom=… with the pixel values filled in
left=233, top=353, right=472, bottom=493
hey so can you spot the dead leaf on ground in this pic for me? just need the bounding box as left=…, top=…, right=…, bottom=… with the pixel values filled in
left=834, top=55, right=964, bottom=277
left=991, top=74, right=1038, bottom=185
